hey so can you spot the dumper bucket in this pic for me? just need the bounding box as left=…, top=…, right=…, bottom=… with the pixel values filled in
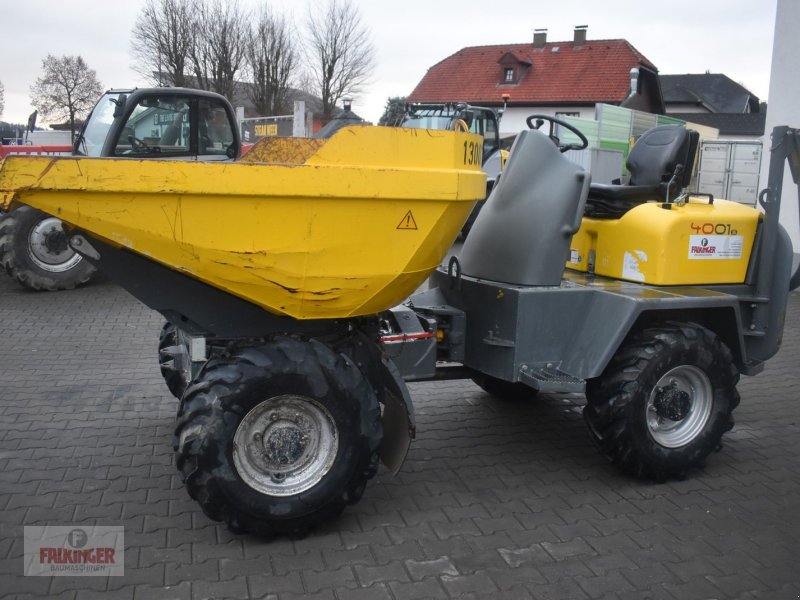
left=0, top=126, right=485, bottom=320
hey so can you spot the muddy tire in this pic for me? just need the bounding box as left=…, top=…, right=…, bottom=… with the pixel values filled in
left=158, top=322, right=190, bottom=399
left=0, top=206, right=95, bottom=291
left=584, top=322, right=739, bottom=480
left=472, top=373, right=538, bottom=401
left=174, top=337, right=382, bottom=536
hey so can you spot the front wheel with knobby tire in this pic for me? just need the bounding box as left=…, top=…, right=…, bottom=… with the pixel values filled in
left=584, top=323, right=739, bottom=481
left=0, top=206, right=95, bottom=291
left=173, top=337, right=383, bottom=536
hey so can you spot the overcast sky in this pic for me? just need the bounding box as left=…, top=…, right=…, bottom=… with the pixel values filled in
left=0, top=0, right=777, bottom=127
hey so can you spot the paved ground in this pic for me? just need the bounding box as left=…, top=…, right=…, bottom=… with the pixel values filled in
left=0, top=270, right=799, bottom=600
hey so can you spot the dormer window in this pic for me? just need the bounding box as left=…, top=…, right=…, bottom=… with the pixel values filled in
left=497, top=51, right=531, bottom=86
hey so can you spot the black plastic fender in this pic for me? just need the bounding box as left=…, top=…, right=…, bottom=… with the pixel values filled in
left=335, top=331, right=415, bottom=474
left=375, top=354, right=416, bottom=474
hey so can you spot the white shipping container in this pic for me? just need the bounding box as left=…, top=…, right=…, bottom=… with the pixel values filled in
left=697, top=141, right=762, bottom=205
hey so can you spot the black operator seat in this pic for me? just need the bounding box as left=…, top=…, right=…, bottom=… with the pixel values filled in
left=585, top=125, right=700, bottom=219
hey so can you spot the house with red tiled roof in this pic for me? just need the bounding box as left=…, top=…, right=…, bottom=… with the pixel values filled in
left=408, top=27, right=665, bottom=135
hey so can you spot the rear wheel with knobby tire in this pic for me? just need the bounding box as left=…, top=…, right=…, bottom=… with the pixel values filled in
left=0, top=206, right=95, bottom=291
left=584, top=322, right=739, bottom=480
left=173, top=337, right=383, bottom=536
left=158, top=322, right=191, bottom=399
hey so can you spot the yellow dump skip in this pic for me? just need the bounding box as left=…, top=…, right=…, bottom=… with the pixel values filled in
left=0, top=126, right=486, bottom=319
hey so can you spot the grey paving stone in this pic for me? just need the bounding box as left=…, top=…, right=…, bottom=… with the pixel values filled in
left=541, top=538, right=596, bottom=560
left=76, top=586, right=135, bottom=600
left=487, top=564, right=548, bottom=588
left=302, top=565, right=356, bottom=593
left=369, top=540, right=425, bottom=564
left=448, top=549, right=509, bottom=575
left=321, top=545, right=375, bottom=570
left=14, top=592, right=77, bottom=600
left=133, top=581, right=191, bottom=600
left=575, top=570, right=636, bottom=599
left=2, top=270, right=799, bottom=600
left=272, top=551, right=325, bottom=576
left=388, top=578, right=448, bottom=600
left=190, top=576, right=248, bottom=600
left=440, top=572, right=498, bottom=596
left=404, top=556, right=458, bottom=580
left=247, top=572, right=304, bottom=597
left=165, top=560, right=220, bottom=587
left=333, top=583, right=393, bottom=600
left=277, top=590, right=332, bottom=600
left=353, top=561, right=410, bottom=586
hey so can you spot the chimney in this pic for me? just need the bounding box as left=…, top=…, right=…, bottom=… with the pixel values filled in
left=629, top=68, right=639, bottom=95
left=533, top=28, right=547, bottom=49
left=574, top=25, right=588, bottom=46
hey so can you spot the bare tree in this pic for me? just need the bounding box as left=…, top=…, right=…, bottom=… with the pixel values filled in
left=131, top=0, right=195, bottom=87
left=245, top=6, right=298, bottom=116
left=190, top=0, right=249, bottom=99
left=29, top=55, right=103, bottom=140
left=305, top=0, right=375, bottom=120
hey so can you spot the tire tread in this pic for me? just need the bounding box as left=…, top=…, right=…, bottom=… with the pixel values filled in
left=173, top=337, right=382, bottom=537
left=0, top=206, right=94, bottom=291
left=584, top=322, right=739, bottom=480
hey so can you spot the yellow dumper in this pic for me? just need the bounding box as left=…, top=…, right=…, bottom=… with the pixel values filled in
left=2, top=117, right=798, bottom=540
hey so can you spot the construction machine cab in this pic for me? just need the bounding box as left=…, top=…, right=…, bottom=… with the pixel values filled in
left=74, top=88, right=241, bottom=161
left=0, top=86, right=243, bottom=294
left=402, top=103, right=501, bottom=167
left=402, top=103, right=503, bottom=237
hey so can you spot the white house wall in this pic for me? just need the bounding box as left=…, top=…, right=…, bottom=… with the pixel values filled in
left=499, top=105, right=597, bottom=136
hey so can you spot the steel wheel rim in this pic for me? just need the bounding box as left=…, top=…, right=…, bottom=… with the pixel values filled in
left=233, top=395, right=339, bottom=497
left=27, top=217, right=83, bottom=273
left=646, top=365, right=713, bottom=448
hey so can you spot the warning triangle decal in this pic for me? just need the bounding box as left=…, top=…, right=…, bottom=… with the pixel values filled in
left=396, top=210, right=418, bottom=230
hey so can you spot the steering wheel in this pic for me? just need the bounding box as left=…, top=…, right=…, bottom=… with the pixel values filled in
left=525, top=114, right=588, bottom=153
left=128, top=135, right=150, bottom=153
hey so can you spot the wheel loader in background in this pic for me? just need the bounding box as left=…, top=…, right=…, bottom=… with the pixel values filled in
left=0, top=87, right=242, bottom=291
left=0, top=113, right=798, bottom=538
left=401, top=102, right=505, bottom=237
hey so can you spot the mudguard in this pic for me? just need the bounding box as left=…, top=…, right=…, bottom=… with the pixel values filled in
left=335, top=330, right=415, bottom=474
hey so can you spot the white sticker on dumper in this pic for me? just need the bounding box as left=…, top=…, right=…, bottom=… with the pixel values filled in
left=622, top=250, right=647, bottom=281
left=688, top=235, right=744, bottom=260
